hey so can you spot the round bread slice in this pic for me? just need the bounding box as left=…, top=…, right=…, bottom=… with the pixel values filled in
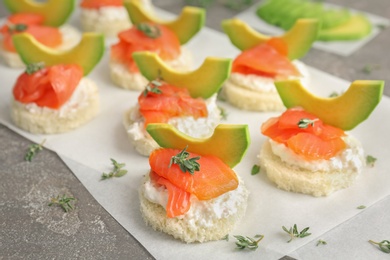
left=223, top=79, right=285, bottom=111
left=80, top=6, right=132, bottom=38
left=259, top=140, right=363, bottom=197
left=139, top=175, right=249, bottom=243
left=11, top=78, right=99, bottom=134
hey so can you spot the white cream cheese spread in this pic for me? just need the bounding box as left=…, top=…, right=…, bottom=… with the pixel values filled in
left=14, top=78, right=98, bottom=118
left=269, top=135, right=365, bottom=172
left=142, top=175, right=248, bottom=228
left=228, top=60, right=310, bottom=93
left=125, top=94, right=221, bottom=142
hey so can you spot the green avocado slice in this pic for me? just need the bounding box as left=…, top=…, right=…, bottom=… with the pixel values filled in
left=275, top=80, right=384, bottom=130
left=124, top=0, right=205, bottom=45
left=146, top=124, right=250, bottom=168
left=4, top=0, right=75, bottom=27
left=222, top=18, right=319, bottom=60
left=12, top=33, right=105, bottom=76
left=133, top=51, right=231, bottom=99
left=318, top=15, right=372, bottom=41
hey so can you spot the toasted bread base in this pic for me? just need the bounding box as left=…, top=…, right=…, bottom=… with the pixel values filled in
left=259, top=140, right=362, bottom=196
left=139, top=175, right=249, bottom=243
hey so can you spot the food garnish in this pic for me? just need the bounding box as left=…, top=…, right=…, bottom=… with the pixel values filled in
left=221, top=234, right=229, bottom=241
left=48, top=194, right=75, bottom=212
left=101, top=158, right=128, bottom=180
left=282, top=224, right=311, bottom=243
left=137, top=23, right=161, bottom=39
left=251, top=164, right=260, bottom=175
left=25, top=139, right=46, bottom=162
left=317, top=240, right=327, bottom=246
left=366, top=155, right=377, bottom=167
left=143, top=79, right=163, bottom=96
left=297, top=118, right=318, bottom=129
left=169, top=146, right=200, bottom=175
left=25, top=62, right=45, bottom=75
left=357, top=205, right=366, bottom=209
left=369, top=240, right=390, bottom=254
left=7, top=23, right=27, bottom=33
left=234, top=234, right=264, bottom=250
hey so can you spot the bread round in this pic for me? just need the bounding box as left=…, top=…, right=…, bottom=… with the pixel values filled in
left=222, top=61, right=309, bottom=111
left=110, top=48, right=193, bottom=91
left=11, top=78, right=100, bottom=134
left=259, top=140, right=364, bottom=197
left=223, top=79, right=285, bottom=111
left=139, top=174, right=249, bottom=243
left=80, top=6, right=132, bottom=38
left=0, top=25, right=81, bottom=68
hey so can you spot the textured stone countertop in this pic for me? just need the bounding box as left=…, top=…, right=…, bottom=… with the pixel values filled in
left=0, top=1, right=389, bottom=259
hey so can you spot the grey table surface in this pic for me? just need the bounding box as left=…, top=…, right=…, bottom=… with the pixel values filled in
left=0, top=1, right=389, bottom=259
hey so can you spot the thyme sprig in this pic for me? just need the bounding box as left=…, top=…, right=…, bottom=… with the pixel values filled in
left=48, top=194, right=75, bottom=212
left=234, top=234, right=264, bottom=250
left=101, top=159, right=128, bottom=180
left=169, top=146, right=200, bottom=175
left=25, top=139, right=46, bottom=162
left=7, top=22, right=28, bottom=33
left=369, top=240, right=390, bottom=254
left=143, top=79, right=163, bottom=96
left=317, top=239, right=327, bottom=246
left=282, top=224, right=311, bottom=243
left=26, top=62, right=45, bottom=75
left=297, top=118, right=319, bottom=129
left=137, top=23, right=161, bottom=38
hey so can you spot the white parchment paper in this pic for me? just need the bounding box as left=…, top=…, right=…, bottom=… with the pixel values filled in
left=0, top=7, right=389, bottom=259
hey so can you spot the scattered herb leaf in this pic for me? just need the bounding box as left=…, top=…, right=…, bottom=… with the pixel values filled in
left=169, top=146, right=200, bottom=175
left=185, top=0, right=214, bottom=8
left=329, top=91, right=339, bottom=98
left=25, top=139, right=46, bottom=162
left=362, top=64, right=380, bottom=74
left=101, top=158, right=128, bottom=180
left=369, top=240, right=390, bottom=254
left=357, top=205, right=366, bottom=209
left=376, top=24, right=387, bottom=30
left=282, top=224, right=311, bottom=243
left=48, top=194, right=75, bottom=212
left=223, top=0, right=253, bottom=10
left=222, top=234, right=229, bottom=241
left=316, top=239, right=327, bottom=246
left=251, top=164, right=260, bottom=175
left=234, top=234, right=264, bottom=250
left=143, top=79, right=163, bottom=96
left=366, top=155, right=377, bottom=167
left=136, top=23, right=161, bottom=38
left=26, top=62, right=45, bottom=75
left=297, top=118, right=318, bottom=129
left=218, top=106, right=228, bottom=120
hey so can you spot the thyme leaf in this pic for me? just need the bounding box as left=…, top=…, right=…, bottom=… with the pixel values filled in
left=143, top=79, right=163, bottom=96
left=357, top=205, right=366, bottom=209
left=48, top=194, right=75, bottom=212
left=221, top=234, right=229, bottom=241
left=101, top=158, right=128, bottom=180
left=369, top=240, right=390, bottom=254
left=282, top=224, right=311, bottom=243
left=297, top=118, right=318, bottom=129
left=169, top=146, right=200, bottom=175
left=7, top=22, right=28, bottom=33
left=136, top=23, right=161, bottom=38
left=25, top=139, right=46, bottom=162
left=234, top=234, right=264, bottom=250
left=316, top=239, right=327, bottom=246
left=366, top=155, right=377, bottom=167
left=218, top=106, right=228, bottom=120
left=251, top=164, right=260, bottom=175
left=26, top=62, right=45, bottom=75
